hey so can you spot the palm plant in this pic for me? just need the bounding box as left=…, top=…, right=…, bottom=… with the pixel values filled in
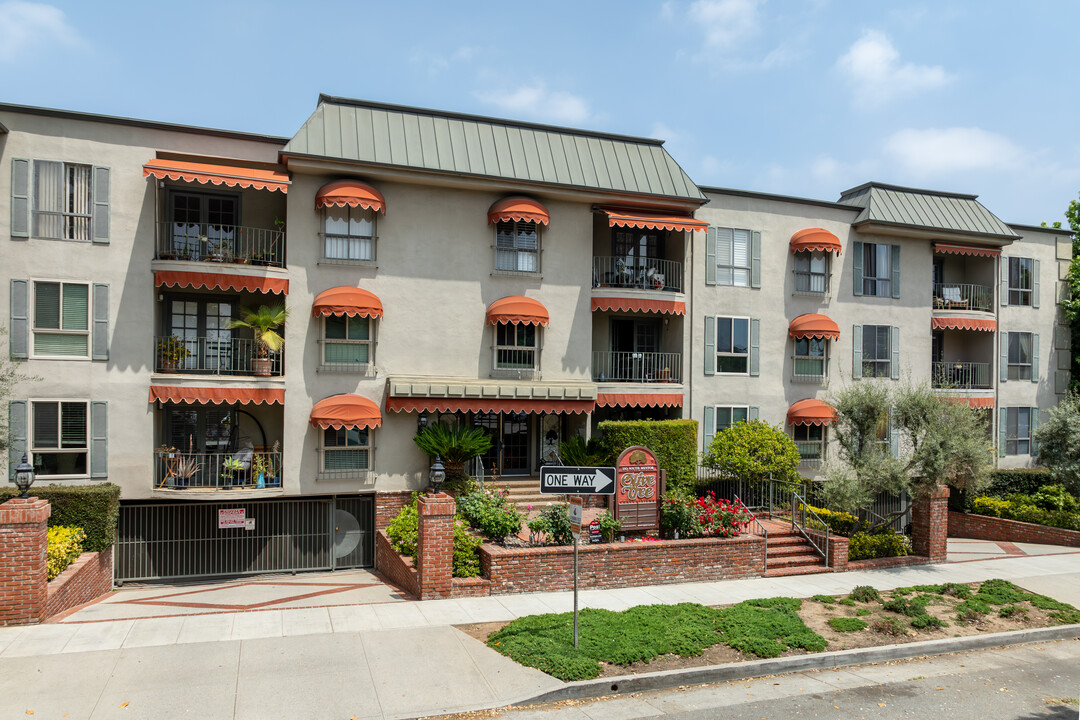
left=228, top=304, right=288, bottom=358
left=414, top=422, right=493, bottom=485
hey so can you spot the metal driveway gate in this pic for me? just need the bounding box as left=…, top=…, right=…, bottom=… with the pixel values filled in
left=116, top=495, right=374, bottom=583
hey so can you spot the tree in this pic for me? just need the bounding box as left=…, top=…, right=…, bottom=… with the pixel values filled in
left=703, top=419, right=802, bottom=484
left=819, top=379, right=994, bottom=529
left=1033, top=391, right=1080, bottom=496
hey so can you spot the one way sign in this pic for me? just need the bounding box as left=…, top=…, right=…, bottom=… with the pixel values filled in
left=540, top=466, right=616, bottom=495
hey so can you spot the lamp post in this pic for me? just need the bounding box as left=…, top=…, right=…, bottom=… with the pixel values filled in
left=13, top=454, right=35, bottom=500
left=429, top=455, right=445, bottom=495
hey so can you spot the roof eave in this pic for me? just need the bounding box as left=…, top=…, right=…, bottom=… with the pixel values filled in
left=852, top=219, right=1020, bottom=244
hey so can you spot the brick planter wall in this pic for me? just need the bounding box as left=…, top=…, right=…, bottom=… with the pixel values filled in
left=911, top=485, right=950, bottom=563
left=0, top=498, right=51, bottom=626
left=949, top=511, right=1080, bottom=548
left=825, top=534, right=849, bottom=571
left=45, top=550, right=113, bottom=620
left=375, top=491, right=414, bottom=531
left=374, top=530, right=420, bottom=598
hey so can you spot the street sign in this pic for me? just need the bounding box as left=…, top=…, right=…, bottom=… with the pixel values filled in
left=568, top=496, right=583, bottom=539
left=540, top=466, right=616, bottom=495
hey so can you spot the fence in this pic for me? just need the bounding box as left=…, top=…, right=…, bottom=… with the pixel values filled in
left=155, top=450, right=282, bottom=490
left=155, top=336, right=284, bottom=376
left=932, top=282, right=993, bottom=312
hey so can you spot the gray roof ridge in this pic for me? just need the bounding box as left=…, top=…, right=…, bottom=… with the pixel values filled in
left=839, top=180, right=979, bottom=202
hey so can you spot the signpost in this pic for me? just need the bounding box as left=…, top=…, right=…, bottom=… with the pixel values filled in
left=539, top=465, right=616, bottom=647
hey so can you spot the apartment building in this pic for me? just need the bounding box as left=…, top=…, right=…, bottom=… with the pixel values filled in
left=1, top=97, right=1070, bottom=581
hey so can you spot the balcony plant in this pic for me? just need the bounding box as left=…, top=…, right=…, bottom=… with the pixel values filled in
left=221, top=457, right=245, bottom=489
left=156, top=335, right=190, bottom=373
left=413, top=422, right=493, bottom=494
left=228, top=304, right=288, bottom=376
left=174, top=455, right=202, bottom=489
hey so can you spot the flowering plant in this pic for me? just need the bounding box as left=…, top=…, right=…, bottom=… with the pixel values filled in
left=661, top=490, right=752, bottom=539
left=457, top=486, right=523, bottom=543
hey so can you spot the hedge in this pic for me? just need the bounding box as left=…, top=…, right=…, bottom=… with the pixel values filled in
left=971, top=496, right=1080, bottom=532
left=849, top=531, right=911, bottom=561
left=951, top=468, right=1053, bottom=511
left=0, top=483, right=120, bottom=552
left=46, top=526, right=86, bottom=580
left=598, top=419, right=698, bottom=492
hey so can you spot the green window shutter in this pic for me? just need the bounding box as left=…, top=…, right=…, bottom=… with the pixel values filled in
left=8, top=401, right=27, bottom=480
left=1000, top=332, right=1010, bottom=383
left=749, top=406, right=759, bottom=421
left=703, top=406, right=715, bottom=451
left=90, top=401, right=108, bottom=478
left=1032, top=259, right=1040, bottom=308
left=890, top=326, right=900, bottom=380
left=749, top=318, right=760, bottom=376
left=92, top=284, right=109, bottom=361
left=92, top=167, right=110, bottom=244
left=998, top=407, right=1007, bottom=458
left=750, top=230, right=762, bottom=288
left=890, top=245, right=901, bottom=299
left=1031, top=333, right=1039, bottom=383
left=852, top=241, right=864, bottom=296
left=1031, top=407, right=1040, bottom=456
left=1000, top=258, right=1009, bottom=307
left=852, top=324, right=863, bottom=378
left=10, top=158, right=30, bottom=239
left=9, top=279, right=29, bottom=359
left=704, top=315, right=716, bottom=376
left=705, top=227, right=717, bottom=286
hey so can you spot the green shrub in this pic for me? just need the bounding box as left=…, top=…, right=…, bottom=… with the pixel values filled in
left=385, top=493, right=481, bottom=578
left=558, top=435, right=610, bottom=466
left=910, top=613, right=947, bottom=630
left=882, top=595, right=931, bottom=618
left=1050, top=610, right=1080, bottom=624
left=998, top=605, right=1027, bottom=619
left=598, top=419, right=697, bottom=491
left=986, top=468, right=1054, bottom=497
left=856, top=608, right=871, bottom=616
left=1032, top=484, right=1079, bottom=513
left=703, top=420, right=802, bottom=486
left=828, top=617, right=867, bottom=632
left=805, top=505, right=860, bottom=536
left=955, top=598, right=991, bottom=621
left=971, top=495, right=1080, bottom=532
left=848, top=531, right=911, bottom=561
left=46, top=525, right=85, bottom=580
left=872, top=617, right=907, bottom=636
left=812, top=594, right=836, bottom=604
left=452, top=521, right=482, bottom=577
left=528, top=503, right=574, bottom=545
left=849, top=585, right=881, bottom=603
left=457, top=487, right=523, bottom=542
left=597, top=510, right=622, bottom=542
left=660, top=490, right=753, bottom=539
left=839, top=598, right=857, bottom=606
left=0, top=483, right=120, bottom=552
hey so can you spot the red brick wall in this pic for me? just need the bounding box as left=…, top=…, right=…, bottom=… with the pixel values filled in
left=451, top=576, right=491, bottom=598
left=0, top=498, right=51, bottom=626
left=374, top=530, right=419, bottom=598
left=949, top=511, right=1080, bottom=548
left=45, top=551, right=113, bottom=620
left=826, top=534, right=849, bottom=571
left=375, top=491, right=414, bottom=531
left=911, top=485, right=950, bottom=563
left=417, top=493, right=456, bottom=599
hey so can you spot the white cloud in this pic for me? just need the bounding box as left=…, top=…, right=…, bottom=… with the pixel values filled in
left=689, top=0, right=763, bottom=49
left=837, top=30, right=951, bottom=107
left=883, top=127, right=1024, bottom=174
left=0, top=1, right=82, bottom=63
left=474, top=83, right=591, bottom=125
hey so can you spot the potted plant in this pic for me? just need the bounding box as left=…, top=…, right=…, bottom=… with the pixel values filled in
left=251, top=453, right=270, bottom=489
left=228, top=304, right=288, bottom=376
left=413, top=423, right=493, bottom=494
left=174, top=455, right=202, bottom=489
left=221, top=457, right=244, bottom=489
left=156, top=336, right=190, bottom=373
left=265, top=441, right=281, bottom=487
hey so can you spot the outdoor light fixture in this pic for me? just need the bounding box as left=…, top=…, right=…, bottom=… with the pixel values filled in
left=417, top=413, right=428, bottom=433
left=429, top=455, right=446, bottom=494
left=13, top=454, right=35, bottom=499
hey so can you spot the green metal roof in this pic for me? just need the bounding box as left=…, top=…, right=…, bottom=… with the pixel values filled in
left=837, top=182, right=1018, bottom=240
left=282, top=96, right=707, bottom=202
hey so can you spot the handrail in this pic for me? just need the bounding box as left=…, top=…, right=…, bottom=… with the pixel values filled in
left=733, top=494, right=768, bottom=572
left=790, top=491, right=829, bottom=566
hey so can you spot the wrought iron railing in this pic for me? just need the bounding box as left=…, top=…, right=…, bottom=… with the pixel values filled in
left=155, top=450, right=282, bottom=490
left=695, top=470, right=806, bottom=517
left=492, top=347, right=540, bottom=379
left=155, top=221, right=285, bottom=267
left=592, top=256, right=683, bottom=293
left=932, top=282, right=993, bottom=312
left=789, top=491, right=829, bottom=565
left=593, top=350, right=681, bottom=383
left=932, top=361, right=991, bottom=389
left=155, top=336, right=283, bottom=376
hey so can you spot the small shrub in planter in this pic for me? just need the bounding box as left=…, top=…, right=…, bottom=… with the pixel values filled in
left=528, top=503, right=574, bottom=545
left=46, top=526, right=86, bottom=580
left=597, top=510, right=621, bottom=542
left=385, top=493, right=480, bottom=578
left=848, top=531, right=911, bottom=561
left=660, top=490, right=751, bottom=539
left=457, top=487, right=523, bottom=542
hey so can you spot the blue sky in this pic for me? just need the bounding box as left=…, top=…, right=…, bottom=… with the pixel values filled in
left=3, top=1, right=1077, bottom=225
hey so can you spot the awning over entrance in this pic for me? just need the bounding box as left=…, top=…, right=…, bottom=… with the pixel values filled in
left=486, top=296, right=549, bottom=326
left=309, top=394, right=382, bottom=429
left=314, top=180, right=386, bottom=213
left=386, top=376, right=598, bottom=415
left=488, top=197, right=550, bottom=225
left=600, top=208, right=708, bottom=233
left=311, top=287, right=383, bottom=318
left=596, top=393, right=682, bottom=408
left=143, top=159, right=290, bottom=193
left=933, top=242, right=1001, bottom=258
left=787, top=399, right=835, bottom=426
left=788, top=313, right=840, bottom=340
left=591, top=297, right=685, bottom=315
left=149, top=386, right=284, bottom=405
left=931, top=317, right=997, bottom=332
left=387, top=397, right=594, bottom=414
left=155, top=270, right=288, bottom=295
left=790, top=228, right=842, bottom=254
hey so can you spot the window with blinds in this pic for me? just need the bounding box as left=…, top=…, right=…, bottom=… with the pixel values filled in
left=31, top=400, right=89, bottom=477
left=33, top=281, right=89, bottom=357
left=33, top=161, right=92, bottom=241
left=716, top=228, right=751, bottom=286
left=323, top=206, right=376, bottom=262
left=322, top=315, right=372, bottom=369
left=495, top=220, right=540, bottom=273
left=322, top=427, right=370, bottom=473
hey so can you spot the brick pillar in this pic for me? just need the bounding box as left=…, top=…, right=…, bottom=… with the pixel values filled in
left=417, top=493, right=456, bottom=600
left=0, top=498, right=51, bottom=626
left=826, top=533, right=849, bottom=571
left=911, top=484, right=950, bottom=563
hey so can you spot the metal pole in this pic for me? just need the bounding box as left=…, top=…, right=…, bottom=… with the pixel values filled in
left=573, top=533, right=579, bottom=648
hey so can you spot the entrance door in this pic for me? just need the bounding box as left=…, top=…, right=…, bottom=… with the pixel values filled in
left=610, top=318, right=660, bottom=381
left=169, top=192, right=239, bottom=260
left=166, top=297, right=236, bottom=373
left=473, top=412, right=532, bottom=477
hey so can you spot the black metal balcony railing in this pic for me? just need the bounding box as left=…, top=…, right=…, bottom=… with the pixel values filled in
left=156, top=450, right=282, bottom=490
left=155, top=336, right=284, bottom=376
left=155, top=222, right=285, bottom=267
left=932, top=283, right=993, bottom=312
left=593, top=350, right=681, bottom=383
left=592, top=257, right=683, bottom=293
left=932, top=362, right=991, bottom=389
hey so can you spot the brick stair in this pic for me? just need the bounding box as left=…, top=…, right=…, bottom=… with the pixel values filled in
left=486, top=479, right=551, bottom=512
left=761, top=521, right=829, bottom=577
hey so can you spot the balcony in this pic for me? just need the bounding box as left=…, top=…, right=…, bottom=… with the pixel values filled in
left=155, top=222, right=285, bottom=268
left=932, top=283, right=993, bottom=313
left=593, top=350, right=681, bottom=383
left=932, top=362, right=991, bottom=389
left=155, top=336, right=284, bottom=377
left=592, top=257, right=683, bottom=293
left=155, top=450, right=282, bottom=491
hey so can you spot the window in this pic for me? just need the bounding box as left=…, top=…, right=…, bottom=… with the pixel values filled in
left=322, top=426, right=370, bottom=474
left=716, top=317, right=749, bottom=374
left=33, top=161, right=92, bottom=241
left=793, top=337, right=827, bottom=379
left=715, top=406, right=749, bottom=431
left=495, top=220, right=539, bottom=273
left=861, top=243, right=892, bottom=296
left=324, top=206, right=376, bottom=261
left=794, top=251, right=828, bottom=293
left=1008, top=257, right=1033, bottom=306
left=793, top=424, right=825, bottom=462
left=494, top=323, right=538, bottom=373
left=166, top=192, right=240, bottom=261
left=1004, top=407, right=1031, bottom=455
left=1007, top=332, right=1033, bottom=380
left=716, top=228, right=752, bottom=287
left=33, top=281, right=89, bottom=357
left=31, top=400, right=88, bottom=477
left=861, top=325, right=891, bottom=378
left=322, top=315, right=372, bottom=370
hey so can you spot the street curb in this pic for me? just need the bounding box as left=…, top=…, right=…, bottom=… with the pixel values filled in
left=517, top=623, right=1080, bottom=705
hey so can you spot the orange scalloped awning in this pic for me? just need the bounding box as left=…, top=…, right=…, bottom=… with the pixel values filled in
left=149, top=386, right=284, bottom=405
left=591, top=297, right=685, bottom=315
left=946, top=396, right=995, bottom=409
left=596, top=393, right=682, bottom=408
left=488, top=197, right=550, bottom=225
left=143, top=159, right=289, bottom=193
left=932, top=317, right=997, bottom=332
left=312, top=287, right=383, bottom=318
left=788, top=314, right=840, bottom=340
left=601, top=208, right=708, bottom=233
left=154, top=270, right=288, bottom=295
left=386, top=397, right=594, bottom=414
left=314, top=180, right=386, bottom=213
left=310, top=394, right=382, bottom=430
left=933, top=242, right=1001, bottom=258
left=486, top=296, right=549, bottom=326
left=787, top=399, right=836, bottom=426
left=790, top=228, right=842, bottom=254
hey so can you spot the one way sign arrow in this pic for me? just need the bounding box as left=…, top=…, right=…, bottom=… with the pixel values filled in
left=539, top=466, right=617, bottom=495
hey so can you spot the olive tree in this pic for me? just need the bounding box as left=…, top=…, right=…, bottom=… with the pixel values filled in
left=1034, top=391, right=1080, bottom=496
left=703, top=419, right=802, bottom=484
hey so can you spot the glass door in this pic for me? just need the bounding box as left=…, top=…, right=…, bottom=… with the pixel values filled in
left=471, top=412, right=532, bottom=476
left=165, top=297, right=235, bottom=374
left=168, top=192, right=239, bottom=260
